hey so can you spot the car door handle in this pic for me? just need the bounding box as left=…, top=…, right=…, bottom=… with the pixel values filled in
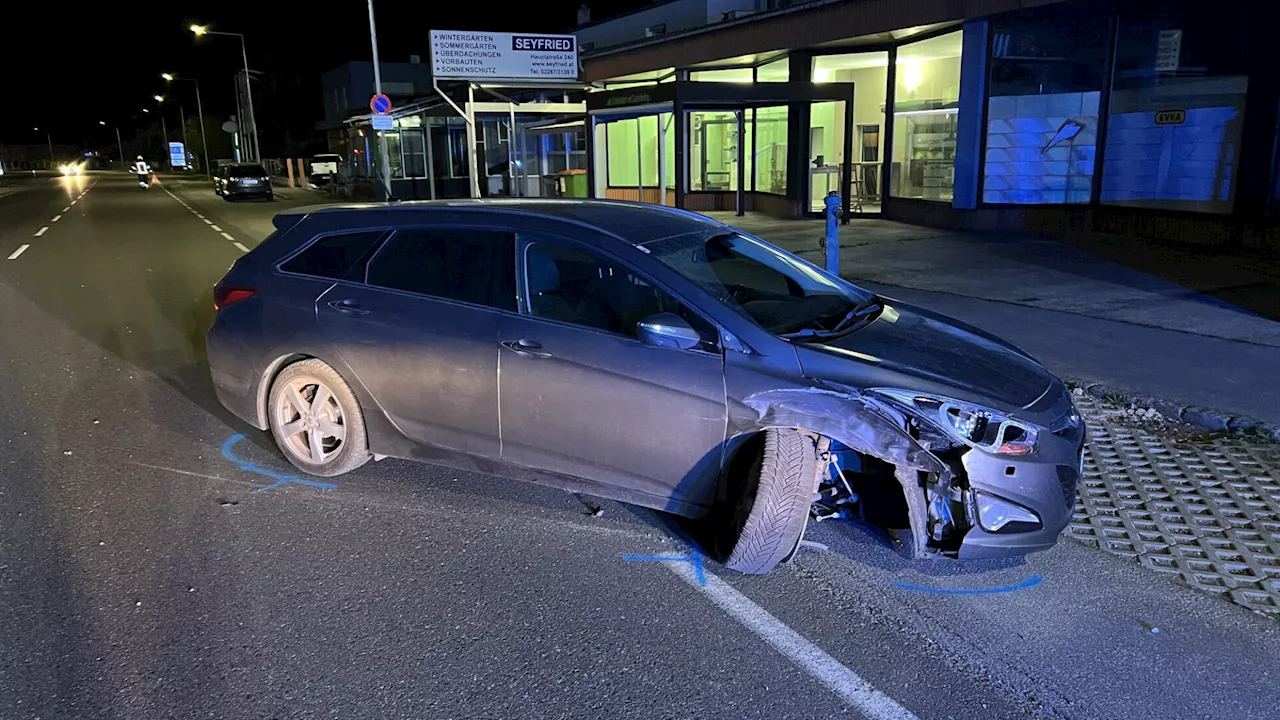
left=500, top=339, right=552, bottom=358
left=327, top=299, right=369, bottom=316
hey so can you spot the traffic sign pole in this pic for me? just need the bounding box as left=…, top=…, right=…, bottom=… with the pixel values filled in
left=367, top=0, right=393, bottom=201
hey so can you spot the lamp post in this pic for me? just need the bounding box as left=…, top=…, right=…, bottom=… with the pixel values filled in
left=163, top=73, right=211, bottom=177
left=154, top=95, right=171, bottom=169
left=367, top=0, right=393, bottom=200
left=101, top=120, right=126, bottom=168
left=191, top=24, right=260, bottom=162
left=34, top=127, right=54, bottom=168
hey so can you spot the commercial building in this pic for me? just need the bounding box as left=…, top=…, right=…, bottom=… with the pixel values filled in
left=324, top=0, right=1278, bottom=250
left=576, top=0, right=1278, bottom=249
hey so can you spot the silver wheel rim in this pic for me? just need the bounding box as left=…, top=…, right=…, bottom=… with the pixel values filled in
left=274, top=376, right=346, bottom=464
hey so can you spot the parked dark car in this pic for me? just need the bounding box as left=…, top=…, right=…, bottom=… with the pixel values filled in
left=206, top=200, right=1084, bottom=573
left=214, top=163, right=273, bottom=201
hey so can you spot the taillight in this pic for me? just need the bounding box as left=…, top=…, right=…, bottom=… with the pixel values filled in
left=213, top=283, right=255, bottom=310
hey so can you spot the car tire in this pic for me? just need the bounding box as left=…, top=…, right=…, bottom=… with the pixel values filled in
left=267, top=358, right=371, bottom=478
left=723, top=429, right=817, bottom=574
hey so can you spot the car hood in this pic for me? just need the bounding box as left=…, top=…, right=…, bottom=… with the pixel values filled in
left=792, top=299, right=1054, bottom=412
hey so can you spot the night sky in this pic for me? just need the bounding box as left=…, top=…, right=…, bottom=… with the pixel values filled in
left=2, top=1, right=648, bottom=154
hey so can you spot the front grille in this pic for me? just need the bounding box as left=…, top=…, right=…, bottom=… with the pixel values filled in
left=1056, top=464, right=1080, bottom=507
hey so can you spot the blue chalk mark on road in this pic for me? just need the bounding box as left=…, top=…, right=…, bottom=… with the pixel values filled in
left=623, top=547, right=707, bottom=586
left=893, top=575, right=1042, bottom=595
left=220, top=433, right=337, bottom=494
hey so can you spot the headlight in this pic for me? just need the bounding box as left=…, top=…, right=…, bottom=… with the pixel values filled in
left=870, top=389, right=1040, bottom=456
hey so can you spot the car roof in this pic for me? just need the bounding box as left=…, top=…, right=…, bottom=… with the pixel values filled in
left=276, top=199, right=726, bottom=244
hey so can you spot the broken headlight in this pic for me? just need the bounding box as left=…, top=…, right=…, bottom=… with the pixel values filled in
left=869, top=390, right=1040, bottom=456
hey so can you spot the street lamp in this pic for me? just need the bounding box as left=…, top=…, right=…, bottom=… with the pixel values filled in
left=34, top=126, right=54, bottom=168
left=153, top=96, right=171, bottom=169
left=162, top=72, right=211, bottom=177
left=102, top=121, right=126, bottom=168
left=191, top=23, right=260, bottom=162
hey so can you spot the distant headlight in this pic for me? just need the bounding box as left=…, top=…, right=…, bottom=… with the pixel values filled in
left=59, top=164, right=72, bottom=175
left=869, top=389, right=1040, bottom=456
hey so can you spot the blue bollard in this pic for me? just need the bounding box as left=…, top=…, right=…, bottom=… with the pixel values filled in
left=824, top=190, right=841, bottom=276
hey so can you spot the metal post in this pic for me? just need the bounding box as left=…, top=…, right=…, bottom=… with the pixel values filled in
left=238, top=35, right=260, bottom=162
left=233, top=76, right=244, bottom=163
left=658, top=114, right=667, bottom=206
left=425, top=119, right=437, bottom=199
left=736, top=109, right=746, bottom=216
left=636, top=117, right=643, bottom=202
left=46, top=132, right=54, bottom=167
left=368, top=0, right=394, bottom=200
left=509, top=105, right=518, bottom=196
left=115, top=126, right=125, bottom=168
left=179, top=105, right=189, bottom=169
left=194, top=81, right=211, bottom=177
left=466, top=84, right=480, bottom=198
left=160, top=113, right=170, bottom=169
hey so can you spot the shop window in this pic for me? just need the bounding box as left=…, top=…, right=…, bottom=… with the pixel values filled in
left=401, top=129, right=427, bottom=178
left=755, top=106, right=788, bottom=195
left=385, top=132, right=404, bottom=179
left=757, top=57, right=789, bottom=83
left=983, top=4, right=1109, bottom=204
left=890, top=31, right=962, bottom=201
left=1099, top=3, right=1248, bottom=214
left=811, top=52, right=889, bottom=211
left=690, top=67, right=753, bottom=83
left=604, top=116, right=670, bottom=199
left=691, top=111, right=751, bottom=191
left=606, top=119, right=640, bottom=187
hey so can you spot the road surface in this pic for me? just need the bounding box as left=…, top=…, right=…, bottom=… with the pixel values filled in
left=1, top=173, right=1277, bottom=720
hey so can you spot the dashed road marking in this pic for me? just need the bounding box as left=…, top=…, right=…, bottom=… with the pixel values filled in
left=51, top=214, right=61, bottom=222
left=210, top=224, right=222, bottom=231
left=162, top=187, right=253, bottom=254
left=220, top=232, right=236, bottom=241
left=34, top=227, right=48, bottom=237
left=203, top=218, right=213, bottom=225
left=233, top=242, right=250, bottom=253
left=8, top=244, right=30, bottom=260
left=70, top=199, right=78, bottom=205
left=62, top=206, right=70, bottom=212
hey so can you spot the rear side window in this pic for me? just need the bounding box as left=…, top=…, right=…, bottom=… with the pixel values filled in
left=366, top=228, right=516, bottom=311
left=228, top=165, right=268, bottom=178
left=280, top=230, right=386, bottom=280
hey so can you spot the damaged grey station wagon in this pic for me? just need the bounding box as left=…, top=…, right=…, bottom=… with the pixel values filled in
left=207, top=200, right=1086, bottom=573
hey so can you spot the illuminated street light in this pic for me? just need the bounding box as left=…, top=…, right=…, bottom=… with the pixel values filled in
left=161, top=73, right=175, bottom=81
left=190, top=24, right=207, bottom=36
left=142, top=108, right=150, bottom=113
left=154, top=95, right=165, bottom=103
left=190, top=22, right=259, bottom=161
left=99, top=120, right=106, bottom=126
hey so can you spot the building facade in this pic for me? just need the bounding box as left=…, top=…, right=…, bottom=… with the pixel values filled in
left=575, top=0, right=1280, bottom=251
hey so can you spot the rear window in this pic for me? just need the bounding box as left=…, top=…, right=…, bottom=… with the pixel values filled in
left=280, top=231, right=386, bottom=280
left=228, top=165, right=267, bottom=178
left=366, top=228, right=516, bottom=311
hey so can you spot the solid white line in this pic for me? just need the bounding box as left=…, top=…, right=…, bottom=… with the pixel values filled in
left=233, top=242, right=250, bottom=253
left=34, top=227, right=48, bottom=237
left=662, top=560, right=920, bottom=720
left=8, top=245, right=30, bottom=260
left=220, top=232, right=236, bottom=241
left=210, top=224, right=222, bottom=232
left=51, top=214, right=61, bottom=222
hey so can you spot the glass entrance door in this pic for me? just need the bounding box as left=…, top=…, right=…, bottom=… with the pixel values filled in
left=596, top=112, right=673, bottom=205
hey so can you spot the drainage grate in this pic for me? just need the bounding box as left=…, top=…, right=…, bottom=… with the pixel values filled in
left=1067, top=393, right=1280, bottom=615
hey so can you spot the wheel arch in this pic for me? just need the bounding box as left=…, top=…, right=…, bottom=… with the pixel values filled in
left=255, top=353, right=316, bottom=429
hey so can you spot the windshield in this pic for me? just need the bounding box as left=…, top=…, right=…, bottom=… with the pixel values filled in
left=228, top=165, right=267, bottom=178
left=645, top=231, right=875, bottom=337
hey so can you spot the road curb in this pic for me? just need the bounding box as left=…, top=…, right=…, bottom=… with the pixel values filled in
left=1069, top=378, right=1280, bottom=442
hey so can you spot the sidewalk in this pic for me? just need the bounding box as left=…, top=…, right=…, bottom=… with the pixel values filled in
left=706, top=212, right=1280, bottom=430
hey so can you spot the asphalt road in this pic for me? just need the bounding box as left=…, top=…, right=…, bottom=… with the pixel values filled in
left=2, top=173, right=1278, bottom=720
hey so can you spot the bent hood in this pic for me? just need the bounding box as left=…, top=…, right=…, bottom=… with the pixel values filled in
left=793, top=299, right=1054, bottom=412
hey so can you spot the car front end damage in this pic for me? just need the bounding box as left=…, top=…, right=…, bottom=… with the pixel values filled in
left=742, top=382, right=1084, bottom=560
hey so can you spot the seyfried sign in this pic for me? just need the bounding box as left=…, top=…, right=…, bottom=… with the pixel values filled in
left=430, top=30, right=578, bottom=81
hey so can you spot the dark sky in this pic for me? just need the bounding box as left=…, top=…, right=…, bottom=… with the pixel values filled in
left=1, top=1, right=647, bottom=150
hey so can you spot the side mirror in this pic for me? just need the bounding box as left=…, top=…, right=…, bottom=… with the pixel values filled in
left=637, top=312, right=702, bottom=350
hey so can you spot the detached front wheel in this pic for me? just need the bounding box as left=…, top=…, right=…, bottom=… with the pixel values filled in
left=723, top=429, right=817, bottom=574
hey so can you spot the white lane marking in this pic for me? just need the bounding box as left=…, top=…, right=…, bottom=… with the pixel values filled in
left=62, top=206, right=70, bottom=212
left=34, top=227, right=48, bottom=237
left=660, top=560, right=920, bottom=720
left=195, top=214, right=206, bottom=220
left=51, top=214, right=62, bottom=222
left=203, top=219, right=213, bottom=225
left=233, top=242, right=250, bottom=253
left=8, top=245, right=30, bottom=260
left=210, top=224, right=222, bottom=231
left=220, top=232, right=236, bottom=241
left=70, top=200, right=78, bottom=205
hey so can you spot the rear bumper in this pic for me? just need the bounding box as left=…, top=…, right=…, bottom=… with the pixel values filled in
left=207, top=326, right=265, bottom=430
